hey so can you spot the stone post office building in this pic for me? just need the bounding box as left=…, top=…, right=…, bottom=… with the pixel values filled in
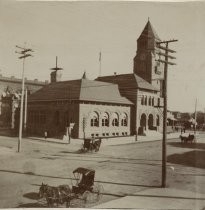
left=28, top=77, right=132, bottom=138
left=27, top=20, right=165, bottom=139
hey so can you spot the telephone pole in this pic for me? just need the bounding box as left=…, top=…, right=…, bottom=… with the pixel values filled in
left=156, top=39, right=178, bottom=188
left=24, top=88, right=28, bottom=131
left=15, top=45, right=34, bottom=152
left=204, top=108, right=205, bottom=127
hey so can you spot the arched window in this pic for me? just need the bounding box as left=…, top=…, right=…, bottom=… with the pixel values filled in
left=121, top=113, right=128, bottom=126
left=90, top=112, right=99, bottom=127
left=152, top=97, right=154, bottom=106
left=102, top=112, right=109, bottom=127
left=145, top=96, right=147, bottom=106
left=112, top=113, right=119, bottom=127
left=141, top=96, right=144, bottom=105
left=148, top=97, right=152, bottom=106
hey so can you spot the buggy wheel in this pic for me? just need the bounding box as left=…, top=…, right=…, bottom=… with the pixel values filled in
left=82, top=190, right=94, bottom=203
left=93, top=184, right=104, bottom=201
left=37, top=197, right=47, bottom=207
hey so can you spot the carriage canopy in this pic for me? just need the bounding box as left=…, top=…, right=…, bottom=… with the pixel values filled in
left=73, top=167, right=95, bottom=176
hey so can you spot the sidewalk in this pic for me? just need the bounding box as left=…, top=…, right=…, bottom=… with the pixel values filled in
left=94, top=188, right=205, bottom=209
left=28, top=132, right=182, bottom=147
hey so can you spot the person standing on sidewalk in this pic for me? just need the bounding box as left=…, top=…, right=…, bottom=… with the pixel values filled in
left=44, top=131, right=47, bottom=140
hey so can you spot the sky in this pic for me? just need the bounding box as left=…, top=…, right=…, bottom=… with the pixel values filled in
left=0, top=0, right=205, bottom=112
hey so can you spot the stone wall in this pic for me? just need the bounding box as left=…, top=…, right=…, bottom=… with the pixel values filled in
left=78, top=103, right=131, bottom=139
left=27, top=101, right=131, bottom=139
left=137, top=90, right=163, bottom=133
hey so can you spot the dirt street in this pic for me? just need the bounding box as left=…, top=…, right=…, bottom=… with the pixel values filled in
left=0, top=134, right=205, bottom=208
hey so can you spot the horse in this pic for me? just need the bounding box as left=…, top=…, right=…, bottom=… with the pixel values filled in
left=82, top=138, right=102, bottom=152
left=39, top=183, right=72, bottom=207
left=180, top=134, right=195, bottom=144
left=94, top=138, right=102, bottom=152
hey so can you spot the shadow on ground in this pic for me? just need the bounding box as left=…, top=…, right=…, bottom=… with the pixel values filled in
left=167, top=150, right=205, bottom=169
left=0, top=168, right=159, bottom=188
left=17, top=192, right=45, bottom=208
left=19, top=192, right=86, bottom=208
left=60, top=150, right=82, bottom=154
left=17, top=202, right=46, bottom=208
left=168, top=142, right=205, bottom=150
left=23, top=192, right=39, bottom=200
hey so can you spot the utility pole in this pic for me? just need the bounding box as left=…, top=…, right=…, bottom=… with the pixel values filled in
left=15, top=45, right=34, bottom=152
left=204, top=108, right=205, bottom=127
left=156, top=39, right=178, bottom=188
left=135, top=89, right=139, bottom=141
left=83, top=117, right=86, bottom=139
left=24, top=88, right=28, bottom=131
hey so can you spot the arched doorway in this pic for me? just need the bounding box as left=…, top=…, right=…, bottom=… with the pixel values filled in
left=140, top=114, right=147, bottom=129
left=148, top=114, right=154, bottom=129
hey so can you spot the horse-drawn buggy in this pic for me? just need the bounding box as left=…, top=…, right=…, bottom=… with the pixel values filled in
left=81, top=138, right=102, bottom=152
left=39, top=167, right=103, bottom=207
left=180, top=133, right=196, bottom=144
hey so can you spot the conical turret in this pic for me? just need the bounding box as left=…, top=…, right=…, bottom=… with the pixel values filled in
left=138, top=20, right=161, bottom=43
left=82, top=71, right=87, bottom=79
left=133, top=20, right=164, bottom=86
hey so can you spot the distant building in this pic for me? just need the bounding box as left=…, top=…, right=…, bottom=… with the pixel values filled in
left=167, top=110, right=178, bottom=128
left=172, top=111, right=181, bottom=120
left=0, top=74, right=47, bottom=129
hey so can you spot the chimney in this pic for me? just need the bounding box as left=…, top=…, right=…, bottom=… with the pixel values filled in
left=50, top=70, right=62, bottom=83
left=50, top=56, right=63, bottom=83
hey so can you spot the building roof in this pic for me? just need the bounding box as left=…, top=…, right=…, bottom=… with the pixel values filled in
left=96, top=73, right=159, bottom=92
left=0, top=74, right=47, bottom=86
left=28, top=78, right=133, bottom=105
left=138, top=20, right=161, bottom=41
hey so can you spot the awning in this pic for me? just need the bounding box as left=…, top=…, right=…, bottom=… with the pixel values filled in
left=167, top=117, right=177, bottom=121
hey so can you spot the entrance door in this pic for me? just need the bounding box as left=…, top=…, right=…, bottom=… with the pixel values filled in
left=140, top=114, right=147, bottom=130
left=148, top=114, right=153, bottom=130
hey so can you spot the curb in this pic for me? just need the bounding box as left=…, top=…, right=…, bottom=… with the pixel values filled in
left=27, top=133, right=182, bottom=147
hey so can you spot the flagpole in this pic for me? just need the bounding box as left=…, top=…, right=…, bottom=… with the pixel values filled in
left=99, top=51, right=101, bottom=76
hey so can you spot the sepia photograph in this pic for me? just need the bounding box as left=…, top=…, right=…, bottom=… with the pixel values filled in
left=0, top=0, right=205, bottom=209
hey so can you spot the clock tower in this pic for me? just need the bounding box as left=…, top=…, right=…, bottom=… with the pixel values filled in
left=133, top=20, right=164, bottom=93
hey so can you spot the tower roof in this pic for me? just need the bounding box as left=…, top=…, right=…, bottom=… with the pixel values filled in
left=138, top=20, right=161, bottom=41
left=96, top=73, right=159, bottom=92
